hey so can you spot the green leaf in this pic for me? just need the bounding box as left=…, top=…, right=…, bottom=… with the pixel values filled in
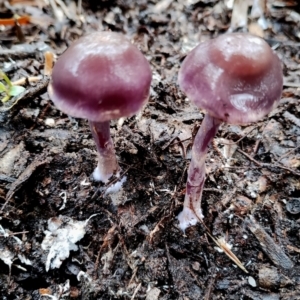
left=1, top=95, right=10, bottom=103
left=0, top=71, right=12, bottom=87
left=9, top=85, right=25, bottom=97
left=0, top=81, right=8, bottom=93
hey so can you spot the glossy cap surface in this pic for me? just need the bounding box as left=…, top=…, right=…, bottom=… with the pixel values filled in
left=178, top=33, right=283, bottom=124
left=48, top=32, right=152, bottom=122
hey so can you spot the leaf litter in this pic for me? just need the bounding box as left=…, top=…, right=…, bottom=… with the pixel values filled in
left=0, top=0, right=300, bottom=299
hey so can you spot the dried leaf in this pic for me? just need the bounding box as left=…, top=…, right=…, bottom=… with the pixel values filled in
left=41, top=214, right=98, bottom=271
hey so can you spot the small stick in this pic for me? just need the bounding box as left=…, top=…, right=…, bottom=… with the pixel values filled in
left=11, top=76, right=42, bottom=86
left=44, top=51, right=55, bottom=76
left=130, top=283, right=141, bottom=300
left=0, top=15, right=31, bottom=26
left=0, top=231, right=29, bottom=237
left=238, top=148, right=300, bottom=176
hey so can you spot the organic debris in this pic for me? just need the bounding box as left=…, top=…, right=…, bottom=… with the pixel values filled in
left=41, top=214, right=97, bottom=271
left=1, top=0, right=300, bottom=299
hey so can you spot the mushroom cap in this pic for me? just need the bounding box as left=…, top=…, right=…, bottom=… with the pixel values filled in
left=48, top=32, right=152, bottom=122
left=178, top=33, right=283, bottom=125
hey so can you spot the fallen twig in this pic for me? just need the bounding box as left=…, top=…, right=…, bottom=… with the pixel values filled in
left=237, top=148, right=300, bottom=176
left=11, top=76, right=42, bottom=86
left=130, top=282, right=141, bottom=300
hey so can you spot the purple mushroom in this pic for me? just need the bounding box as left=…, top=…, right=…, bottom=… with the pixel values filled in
left=177, top=33, right=283, bottom=231
left=48, top=32, right=152, bottom=183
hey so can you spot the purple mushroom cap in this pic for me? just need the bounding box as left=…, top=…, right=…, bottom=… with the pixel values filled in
left=178, top=33, right=283, bottom=125
left=48, top=32, right=152, bottom=122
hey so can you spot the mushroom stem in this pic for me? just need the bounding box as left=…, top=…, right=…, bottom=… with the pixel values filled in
left=178, top=114, right=221, bottom=231
left=89, top=120, right=120, bottom=182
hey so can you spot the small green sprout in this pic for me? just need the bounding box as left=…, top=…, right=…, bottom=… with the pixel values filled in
left=0, top=70, right=25, bottom=103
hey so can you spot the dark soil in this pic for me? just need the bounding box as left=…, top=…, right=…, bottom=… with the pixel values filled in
left=1, top=0, right=300, bottom=299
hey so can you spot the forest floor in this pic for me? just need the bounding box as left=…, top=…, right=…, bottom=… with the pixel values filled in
left=1, top=0, right=300, bottom=299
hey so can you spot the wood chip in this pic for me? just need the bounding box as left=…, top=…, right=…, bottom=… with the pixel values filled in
left=246, top=215, right=294, bottom=270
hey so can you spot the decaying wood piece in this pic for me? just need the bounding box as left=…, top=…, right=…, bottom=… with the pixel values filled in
left=246, top=215, right=294, bottom=270
left=242, top=289, right=279, bottom=300
left=2, top=155, right=51, bottom=210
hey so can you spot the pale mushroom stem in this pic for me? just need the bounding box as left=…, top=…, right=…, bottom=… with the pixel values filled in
left=178, top=114, right=222, bottom=231
left=89, top=120, right=120, bottom=182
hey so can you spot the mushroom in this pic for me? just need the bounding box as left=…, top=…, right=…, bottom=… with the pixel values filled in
left=48, top=32, right=152, bottom=183
left=177, top=33, right=283, bottom=231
